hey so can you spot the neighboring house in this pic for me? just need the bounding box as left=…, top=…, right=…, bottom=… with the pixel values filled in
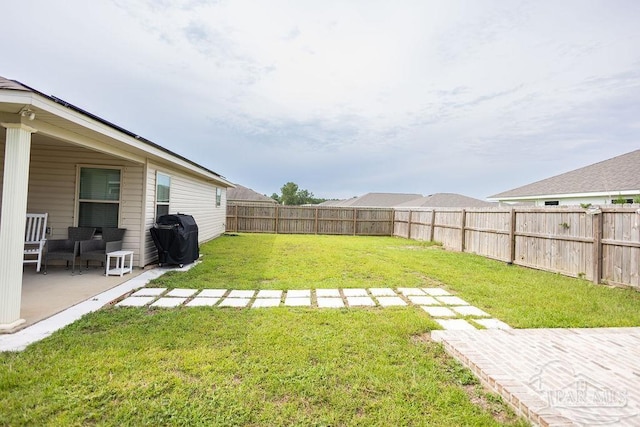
left=319, top=192, right=423, bottom=208
left=488, top=149, right=640, bottom=206
left=227, top=184, right=277, bottom=205
left=395, top=193, right=495, bottom=208
left=0, top=76, right=234, bottom=330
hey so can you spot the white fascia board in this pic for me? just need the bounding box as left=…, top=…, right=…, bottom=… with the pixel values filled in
left=2, top=91, right=233, bottom=187
left=490, top=190, right=640, bottom=202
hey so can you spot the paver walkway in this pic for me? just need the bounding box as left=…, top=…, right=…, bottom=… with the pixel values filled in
left=433, top=328, right=640, bottom=427
left=116, top=286, right=511, bottom=331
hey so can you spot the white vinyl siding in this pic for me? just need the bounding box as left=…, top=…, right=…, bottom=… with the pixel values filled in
left=22, top=137, right=145, bottom=266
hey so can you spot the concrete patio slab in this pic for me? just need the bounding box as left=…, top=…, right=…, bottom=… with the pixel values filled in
left=434, top=319, right=476, bottom=330
left=287, top=290, right=311, bottom=298
left=165, top=288, right=199, bottom=298
left=422, top=288, right=451, bottom=296
left=186, top=297, right=221, bottom=307
left=376, top=296, right=407, bottom=307
left=398, top=287, right=425, bottom=295
left=408, top=295, right=440, bottom=305
left=227, top=290, right=255, bottom=298
left=218, top=298, right=251, bottom=307
left=151, top=297, right=187, bottom=308
left=117, top=296, right=156, bottom=307
left=436, top=296, right=469, bottom=306
left=346, top=296, right=376, bottom=307
left=368, top=287, right=396, bottom=296
left=432, top=327, right=640, bottom=427
left=256, top=290, right=283, bottom=298
left=452, top=305, right=490, bottom=317
left=198, top=289, right=227, bottom=298
left=317, top=298, right=345, bottom=308
left=284, top=297, right=311, bottom=307
left=421, top=306, right=457, bottom=317
left=342, top=288, right=368, bottom=297
left=251, top=298, right=281, bottom=308
left=131, top=287, right=167, bottom=297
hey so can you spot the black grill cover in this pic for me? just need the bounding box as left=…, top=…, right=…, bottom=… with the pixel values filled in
left=150, top=214, right=199, bottom=266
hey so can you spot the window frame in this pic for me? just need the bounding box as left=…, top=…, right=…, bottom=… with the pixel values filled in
left=156, top=171, right=171, bottom=220
left=75, top=165, right=123, bottom=230
left=216, top=187, right=222, bottom=207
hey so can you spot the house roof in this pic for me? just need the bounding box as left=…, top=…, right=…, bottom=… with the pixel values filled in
left=0, top=76, right=233, bottom=187
left=324, top=192, right=423, bottom=208
left=489, top=149, right=640, bottom=200
left=227, top=184, right=277, bottom=203
left=396, top=193, right=495, bottom=208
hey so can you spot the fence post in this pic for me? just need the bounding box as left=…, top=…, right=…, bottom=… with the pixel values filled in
left=353, top=208, right=357, bottom=235
left=407, top=210, right=413, bottom=240
left=233, top=204, right=239, bottom=232
left=508, top=208, right=516, bottom=264
left=592, top=212, right=603, bottom=284
left=429, top=210, right=436, bottom=242
left=391, top=209, right=395, bottom=237
left=314, top=208, right=319, bottom=234
left=460, top=209, right=466, bottom=252
left=275, top=205, right=279, bottom=234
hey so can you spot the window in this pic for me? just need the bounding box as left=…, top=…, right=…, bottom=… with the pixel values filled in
left=216, top=187, right=222, bottom=207
left=544, top=201, right=559, bottom=206
left=78, top=167, right=121, bottom=230
left=156, top=172, right=171, bottom=220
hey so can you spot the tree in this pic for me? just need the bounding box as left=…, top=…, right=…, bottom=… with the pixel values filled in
left=272, top=182, right=327, bottom=205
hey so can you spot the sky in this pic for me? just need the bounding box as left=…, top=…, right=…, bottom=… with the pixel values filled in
left=2, top=0, right=640, bottom=200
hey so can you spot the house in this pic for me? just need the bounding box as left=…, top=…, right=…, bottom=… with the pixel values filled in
left=0, top=76, right=234, bottom=331
left=318, top=192, right=423, bottom=208
left=395, top=193, right=495, bottom=208
left=227, top=184, right=277, bottom=205
left=488, top=149, right=640, bottom=206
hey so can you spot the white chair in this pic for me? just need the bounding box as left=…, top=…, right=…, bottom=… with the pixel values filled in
left=24, top=213, right=48, bottom=273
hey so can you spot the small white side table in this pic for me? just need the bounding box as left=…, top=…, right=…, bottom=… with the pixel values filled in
left=106, top=250, right=134, bottom=277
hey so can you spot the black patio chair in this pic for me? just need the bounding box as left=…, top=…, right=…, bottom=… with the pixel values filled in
left=44, top=227, right=96, bottom=275
left=79, top=228, right=127, bottom=271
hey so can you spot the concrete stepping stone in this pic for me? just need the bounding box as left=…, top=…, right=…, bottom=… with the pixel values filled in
left=435, top=319, right=476, bottom=330
left=117, top=296, right=155, bottom=307
left=346, top=296, right=376, bottom=307
left=251, top=298, right=281, bottom=308
left=474, top=318, right=511, bottom=329
left=317, top=298, right=345, bottom=308
left=198, top=289, right=227, bottom=297
left=452, top=305, right=490, bottom=317
left=421, top=306, right=456, bottom=317
left=151, top=297, right=187, bottom=308
left=342, top=288, right=368, bottom=297
left=219, top=298, right=251, bottom=307
left=256, top=290, right=282, bottom=298
left=436, top=296, right=469, bottom=306
left=286, top=290, right=310, bottom=298
left=376, top=296, right=407, bottom=307
left=284, top=297, right=311, bottom=307
left=408, top=295, right=440, bottom=305
left=316, top=289, right=341, bottom=297
left=422, top=288, right=451, bottom=296
left=165, top=288, right=198, bottom=298
left=368, top=287, right=396, bottom=296
left=186, top=297, right=220, bottom=307
left=397, top=287, right=425, bottom=295
left=227, top=290, right=256, bottom=298
left=131, top=288, right=166, bottom=297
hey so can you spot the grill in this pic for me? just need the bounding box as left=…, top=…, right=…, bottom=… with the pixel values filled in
left=150, top=214, right=199, bottom=267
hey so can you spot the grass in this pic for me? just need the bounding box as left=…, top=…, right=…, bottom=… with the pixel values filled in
left=3, top=233, right=640, bottom=425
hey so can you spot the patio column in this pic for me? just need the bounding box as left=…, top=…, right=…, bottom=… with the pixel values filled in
left=0, top=122, right=36, bottom=331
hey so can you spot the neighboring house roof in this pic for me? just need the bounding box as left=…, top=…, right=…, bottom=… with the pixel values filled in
left=0, top=76, right=233, bottom=187
left=489, top=149, right=640, bottom=200
left=227, top=184, right=277, bottom=204
left=396, top=193, right=495, bottom=208
left=332, top=192, right=424, bottom=207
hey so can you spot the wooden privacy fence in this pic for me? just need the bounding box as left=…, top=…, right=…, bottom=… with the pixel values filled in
left=226, top=203, right=394, bottom=236
left=227, top=203, right=640, bottom=290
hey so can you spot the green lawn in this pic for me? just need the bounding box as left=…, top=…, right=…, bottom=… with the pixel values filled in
left=3, top=233, right=639, bottom=425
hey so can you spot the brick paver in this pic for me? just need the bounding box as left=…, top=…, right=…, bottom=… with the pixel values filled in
left=432, top=327, right=640, bottom=426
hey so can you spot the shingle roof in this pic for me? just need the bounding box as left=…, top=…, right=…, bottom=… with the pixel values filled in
left=337, top=192, right=423, bottom=207
left=396, top=193, right=495, bottom=208
left=0, top=77, right=29, bottom=91
left=490, top=149, right=640, bottom=199
left=227, top=184, right=277, bottom=203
